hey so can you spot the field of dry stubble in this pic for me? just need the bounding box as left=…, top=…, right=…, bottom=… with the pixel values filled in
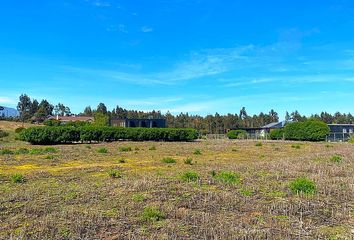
left=0, top=121, right=353, bottom=239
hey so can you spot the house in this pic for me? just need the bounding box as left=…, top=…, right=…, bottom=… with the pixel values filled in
left=47, top=115, right=94, bottom=124
left=327, top=124, right=354, bottom=142
left=230, top=121, right=288, bottom=138
left=110, top=118, right=166, bottom=128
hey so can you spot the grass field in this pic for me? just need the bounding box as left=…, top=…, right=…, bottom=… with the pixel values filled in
left=0, top=121, right=353, bottom=239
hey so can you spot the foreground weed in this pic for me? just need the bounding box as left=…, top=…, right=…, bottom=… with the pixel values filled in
left=132, top=193, right=147, bottom=202
left=289, top=177, right=316, bottom=195
left=161, top=157, right=176, bottom=164
left=11, top=173, right=26, bottom=183
left=193, top=149, right=202, bottom=155
left=330, top=154, right=343, bottom=163
left=213, top=171, right=240, bottom=184
left=118, top=158, right=126, bottom=163
left=149, top=146, right=156, bottom=150
left=97, top=148, right=108, bottom=154
left=181, top=171, right=199, bottom=182
left=184, top=157, right=193, bottom=165
left=255, top=142, right=263, bottom=147
left=30, top=147, right=58, bottom=155
left=291, top=144, right=301, bottom=149
left=16, top=148, right=29, bottom=154
left=141, top=206, right=165, bottom=222
left=240, top=188, right=254, bottom=197
left=0, top=149, right=14, bottom=155
left=108, top=169, right=123, bottom=178
left=119, top=146, right=132, bottom=152
left=44, top=155, right=55, bottom=160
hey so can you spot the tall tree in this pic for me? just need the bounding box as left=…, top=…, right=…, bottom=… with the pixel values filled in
left=96, top=103, right=107, bottom=115
left=17, top=94, right=32, bottom=123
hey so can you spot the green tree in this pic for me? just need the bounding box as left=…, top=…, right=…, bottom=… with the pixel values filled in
left=17, top=94, right=32, bottom=123
left=93, top=112, right=109, bottom=126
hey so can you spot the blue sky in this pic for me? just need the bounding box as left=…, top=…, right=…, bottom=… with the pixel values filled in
left=1, top=0, right=354, bottom=117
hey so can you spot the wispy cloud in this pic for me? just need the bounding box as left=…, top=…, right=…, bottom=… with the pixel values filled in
left=106, top=24, right=128, bottom=33
left=0, top=97, right=16, bottom=104
left=141, top=26, right=153, bottom=33
left=86, top=0, right=111, bottom=7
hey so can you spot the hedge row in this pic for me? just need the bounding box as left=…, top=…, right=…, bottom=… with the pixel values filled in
left=284, top=120, right=330, bottom=141
left=19, top=126, right=198, bottom=144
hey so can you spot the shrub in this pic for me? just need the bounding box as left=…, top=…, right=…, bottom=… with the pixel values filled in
left=284, top=120, right=330, bottom=141
left=97, top=148, right=108, bottom=154
left=289, top=177, right=316, bottom=195
left=227, top=130, right=248, bottom=139
left=181, top=171, right=199, bottom=182
left=269, top=129, right=284, bottom=140
left=0, top=149, right=14, bottom=155
left=193, top=149, right=202, bottom=155
left=16, top=148, right=29, bottom=154
left=108, top=169, right=122, bottom=178
left=29, top=147, right=58, bottom=155
left=213, top=171, right=240, bottom=184
left=0, top=129, right=9, bottom=138
left=141, top=206, right=165, bottom=222
left=330, top=154, right=343, bottom=163
left=184, top=158, right=193, bottom=165
left=15, top=127, right=25, bottom=134
left=119, top=146, right=132, bottom=152
left=11, top=173, right=26, bottom=183
left=161, top=157, right=176, bottom=164
left=19, top=126, right=198, bottom=144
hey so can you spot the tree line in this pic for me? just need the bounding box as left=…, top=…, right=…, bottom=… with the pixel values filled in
left=14, top=94, right=354, bottom=134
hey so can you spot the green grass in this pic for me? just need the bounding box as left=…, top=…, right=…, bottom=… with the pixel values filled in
left=289, top=177, right=316, bottom=195
left=108, top=169, right=123, bottom=178
left=149, top=146, right=156, bottom=150
left=161, top=157, right=176, bottom=164
left=140, top=206, right=166, bottom=222
left=330, top=154, right=343, bottom=163
left=255, top=142, right=263, bottom=147
left=193, top=149, right=202, bottom=155
left=184, top=157, right=193, bottom=165
left=97, top=148, right=108, bottom=154
left=291, top=144, right=301, bottom=149
left=213, top=171, right=240, bottom=184
left=29, top=147, right=58, bottom=155
left=11, top=173, right=26, bottom=183
left=180, top=171, right=200, bottom=182
left=118, top=146, right=132, bottom=152
left=0, top=149, right=14, bottom=155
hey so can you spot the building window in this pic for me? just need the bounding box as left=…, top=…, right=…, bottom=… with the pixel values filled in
left=349, top=129, right=353, bottom=134
left=343, top=129, right=347, bottom=133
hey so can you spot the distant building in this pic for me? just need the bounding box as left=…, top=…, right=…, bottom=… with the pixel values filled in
left=232, top=121, right=288, bottom=137
left=47, top=115, right=94, bottom=123
left=327, top=124, right=354, bottom=142
left=110, top=118, right=166, bottom=128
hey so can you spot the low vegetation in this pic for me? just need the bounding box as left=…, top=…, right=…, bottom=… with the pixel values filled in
left=0, top=121, right=352, bottom=239
left=19, top=126, right=198, bottom=144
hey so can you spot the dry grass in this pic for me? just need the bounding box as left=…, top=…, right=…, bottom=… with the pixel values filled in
left=0, top=122, right=353, bottom=239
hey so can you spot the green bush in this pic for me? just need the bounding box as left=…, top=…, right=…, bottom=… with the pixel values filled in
left=161, top=157, right=176, bottom=164
left=289, top=177, right=316, bottom=195
left=0, top=129, right=9, bottom=138
left=193, top=149, right=202, bottom=155
left=11, top=173, right=26, bottom=183
left=118, top=146, right=132, bottom=152
left=15, top=127, right=25, bottom=134
left=29, top=147, right=58, bottom=155
left=108, top=169, right=122, bottom=178
left=213, top=171, right=240, bottom=184
left=141, top=206, right=165, bottom=222
left=19, top=126, right=198, bottom=144
left=181, top=171, right=200, bottom=182
left=330, top=154, right=343, bottom=163
left=269, top=129, right=284, bottom=140
left=227, top=130, right=248, bottom=139
left=284, top=120, right=329, bottom=141
left=97, top=148, right=108, bottom=154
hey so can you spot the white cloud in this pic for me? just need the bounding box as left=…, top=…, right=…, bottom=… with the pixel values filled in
left=86, top=0, right=111, bottom=7
left=141, top=26, right=153, bottom=33
left=0, top=97, right=16, bottom=104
